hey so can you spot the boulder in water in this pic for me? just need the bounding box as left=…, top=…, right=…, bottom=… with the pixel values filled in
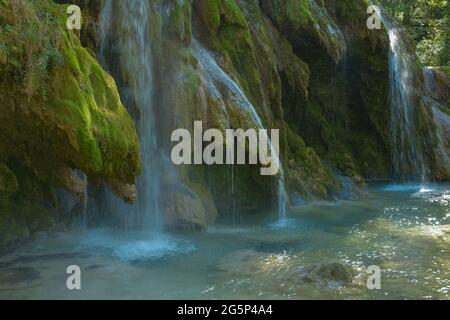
left=217, top=250, right=356, bottom=290
left=303, top=261, right=355, bottom=286
left=163, top=184, right=217, bottom=231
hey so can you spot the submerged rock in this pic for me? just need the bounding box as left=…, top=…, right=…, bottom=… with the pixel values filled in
left=217, top=250, right=265, bottom=275
left=217, top=250, right=356, bottom=291
left=303, top=261, right=355, bottom=285
left=0, top=267, right=41, bottom=290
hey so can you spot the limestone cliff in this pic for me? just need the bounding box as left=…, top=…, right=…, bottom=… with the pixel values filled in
left=0, top=0, right=140, bottom=250
left=1, top=0, right=445, bottom=235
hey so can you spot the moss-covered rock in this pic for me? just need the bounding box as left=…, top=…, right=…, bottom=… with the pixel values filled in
left=278, top=0, right=392, bottom=182
left=164, top=0, right=394, bottom=213
left=195, top=0, right=268, bottom=118
left=0, top=0, right=140, bottom=249
left=2, top=0, right=443, bottom=235
left=305, top=261, right=355, bottom=285
left=261, top=0, right=347, bottom=64
left=0, top=163, right=18, bottom=195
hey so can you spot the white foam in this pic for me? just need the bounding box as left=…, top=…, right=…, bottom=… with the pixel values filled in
left=78, top=229, right=195, bottom=261
left=382, top=184, right=433, bottom=192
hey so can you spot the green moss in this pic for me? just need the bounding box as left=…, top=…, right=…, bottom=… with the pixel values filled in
left=268, top=0, right=315, bottom=28
left=0, top=0, right=66, bottom=95
left=177, top=49, right=198, bottom=71
left=195, top=0, right=263, bottom=110
left=0, top=209, right=30, bottom=251
left=281, top=121, right=341, bottom=198
left=0, top=163, right=18, bottom=194
left=197, top=0, right=221, bottom=37
left=44, top=32, right=140, bottom=182
left=0, top=197, right=53, bottom=251
left=285, top=125, right=307, bottom=161
left=221, top=0, right=248, bottom=27
left=169, top=0, right=192, bottom=43
left=0, top=45, right=7, bottom=64
left=285, top=0, right=316, bottom=27
left=0, top=0, right=141, bottom=249
left=262, top=0, right=346, bottom=63
left=21, top=202, right=53, bottom=233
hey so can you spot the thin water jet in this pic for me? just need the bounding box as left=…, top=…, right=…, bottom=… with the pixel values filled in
left=378, top=10, right=431, bottom=182
left=192, top=40, right=289, bottom=221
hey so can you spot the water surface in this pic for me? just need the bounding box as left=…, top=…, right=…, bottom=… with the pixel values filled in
left=0, top=183, right=448, bottom=300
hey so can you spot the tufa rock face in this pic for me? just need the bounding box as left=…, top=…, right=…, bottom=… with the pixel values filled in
left=66, top=0, right=440, bottom=230
left=424, top=67, right=450, bottom=104
left=1, top=0, right=445, bottom=234
left=424, top=67, right=450, bottom=180
left=0, top=0, right=140, bottom=249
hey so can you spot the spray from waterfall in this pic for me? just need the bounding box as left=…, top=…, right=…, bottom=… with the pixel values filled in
left=99, top=0, right=162, bottom=231
left=192, top=40, right=288, bottom=221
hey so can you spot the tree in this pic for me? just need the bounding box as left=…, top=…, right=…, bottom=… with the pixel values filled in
left=379, top=0, right=449, bottom=66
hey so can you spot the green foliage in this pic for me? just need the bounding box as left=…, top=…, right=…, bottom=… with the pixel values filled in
left=0, top=0, right=66, bottom=96
left=380, top=0, right=449, bottom=66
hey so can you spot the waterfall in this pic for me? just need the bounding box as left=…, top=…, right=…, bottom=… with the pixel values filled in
left=99, top=0, right=162, bottom=231
left=379, top=12, right=430, bottom=181
left=97, top=3, right=287, bottom=225
left=193, top=40, right=288, bottom=221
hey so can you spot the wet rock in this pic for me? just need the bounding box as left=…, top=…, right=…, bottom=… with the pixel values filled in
left=217, top=250, right=264, bottom=275
left=303, top=261, right=355, bottom=285
left=0, top=0, right=140, bottom=249
left=431, top=106, right=450, bottom=180
left=107, top=180, right=137, bottom=204
left=0, top=163, right=18, bottom=194
left=0, top=267, right=41, bottom=289
left=163, top=184, right=217, bottom=231
left=0, top=46, right=6, bottom=65
left=217, top=250, right=356, bottom=290
left=424, top=67, right=450, bottom=103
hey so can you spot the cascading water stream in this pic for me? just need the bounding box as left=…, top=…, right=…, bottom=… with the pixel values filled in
left=192, top=41, right=288, bottom=221
left=99, top=0, right=162, bottom=231
left=377, top=9, right=430, bottom=181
